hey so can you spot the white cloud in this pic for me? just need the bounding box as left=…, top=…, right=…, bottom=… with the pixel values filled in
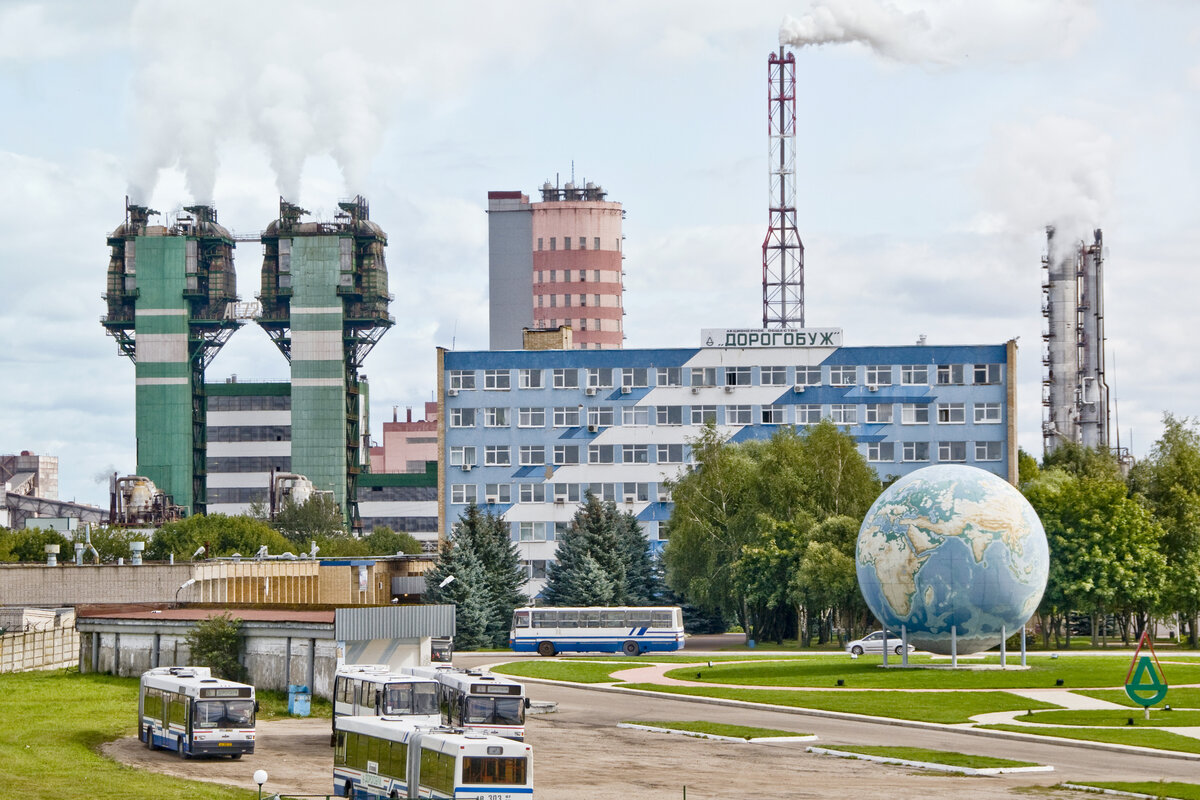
left=0, top=2, right=127, bottom=61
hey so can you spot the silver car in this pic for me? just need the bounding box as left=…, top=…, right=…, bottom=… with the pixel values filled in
left=845, top=631, right=915, bottom=656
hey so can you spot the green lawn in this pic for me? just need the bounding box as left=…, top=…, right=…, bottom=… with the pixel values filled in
left=979, top=724, right=1200, bottom=754
left=0, top=670, right=255, bottom=800
left=1070, top=782, right=1200, bottom=799
left=1016, top=709, right=1200, bottom=727
left=1075, top=688, right=1200, bottom=709
left=256, top=687, right=332, bottom=719
left=492, top=661, right=632, bottom=683
left=626, top=720, right=808, bottom=739
left=615, top=684, right=1059, bottom=724
left=819, top=745, right=1038, bottom=769
left=660, top=655, right=1200, bottom=690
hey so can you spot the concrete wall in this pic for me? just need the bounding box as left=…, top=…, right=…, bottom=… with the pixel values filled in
left=1, top=626, right=78, bottom=673
left=0, top=563, right=193, bottom=606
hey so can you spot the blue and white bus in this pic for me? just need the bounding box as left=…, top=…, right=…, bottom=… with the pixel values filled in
left=138, top=666, right=256, bottom=758
left=509, top=606, right=685, bottom=656
left=399, top=666, right=527, bottom=740
left=332, top=664, right=441, bottom=746
left=333, top=716, right=533, bottom=799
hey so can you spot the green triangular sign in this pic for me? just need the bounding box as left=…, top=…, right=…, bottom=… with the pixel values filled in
left=1124, top=631, right=1168, bottom=707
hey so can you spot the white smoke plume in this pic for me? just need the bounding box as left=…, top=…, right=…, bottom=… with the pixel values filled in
left=780, top=0, right=1097, bottom=66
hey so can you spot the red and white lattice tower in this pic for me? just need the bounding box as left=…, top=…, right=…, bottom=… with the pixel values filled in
left=762, top=47, right=805, bottom=329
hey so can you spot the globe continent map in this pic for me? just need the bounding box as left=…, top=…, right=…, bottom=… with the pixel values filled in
left=855, top=464, right=1049, bottom=655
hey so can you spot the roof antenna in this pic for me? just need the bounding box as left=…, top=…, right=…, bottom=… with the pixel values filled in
left=571, top=160, right=575, bottom=184
left=451, top=318, right=458, bottom=350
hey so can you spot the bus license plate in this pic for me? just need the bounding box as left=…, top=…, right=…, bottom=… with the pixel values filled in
left=218, top=742, right=231, bottom=747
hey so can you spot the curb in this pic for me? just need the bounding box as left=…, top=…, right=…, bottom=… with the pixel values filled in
left=806, top=745, right=1054, bottom=775
left=1060, top=783, right=1179, bottom=799
left=617, top=722, right=817, bottom=743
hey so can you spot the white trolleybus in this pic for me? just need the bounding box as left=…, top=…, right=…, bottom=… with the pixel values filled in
left=509, top=606, right=685, bottom=656
left=400, top=666, right=528, bottom=741
left=333, top=715, right=533, bottom=799
left=332, top=664, right=442, bottom=745
left=138, top=666, right=256, bottom=758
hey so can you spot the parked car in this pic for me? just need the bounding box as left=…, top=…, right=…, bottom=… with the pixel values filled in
left=845, top=630, right=915, bottom=656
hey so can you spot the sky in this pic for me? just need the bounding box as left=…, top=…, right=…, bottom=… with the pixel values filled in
left=1, top=0, right=1197, bottom=507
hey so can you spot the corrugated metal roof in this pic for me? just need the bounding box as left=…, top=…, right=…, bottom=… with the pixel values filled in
left=335, top=605, right=454, bottom=640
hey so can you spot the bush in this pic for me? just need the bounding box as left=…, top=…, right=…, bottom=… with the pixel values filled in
left=186, top=613, right=244, bottom=681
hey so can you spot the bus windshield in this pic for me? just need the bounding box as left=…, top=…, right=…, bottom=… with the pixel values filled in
left=465, top=696, right=525, bottom=726
left=194, top=699, right=255, bottom=729
left=462, top=756, right=527, bottom=785
left=383, top=683, right=439, bottom=716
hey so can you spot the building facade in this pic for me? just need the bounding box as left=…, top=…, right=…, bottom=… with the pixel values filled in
left=438, top=332, right=1017, bottom=596
left=488, top=182, right=624, bottom=351
left=205, top=380, right=293, bottom=515
left=370, top=402, right=439, bottom=474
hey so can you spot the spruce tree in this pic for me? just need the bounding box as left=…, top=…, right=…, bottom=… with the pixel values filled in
left=423, top=534, right=490, bottom=650
left=616, top=510, right=658, bottom=604
left=544, top=492, right=627, bottom=605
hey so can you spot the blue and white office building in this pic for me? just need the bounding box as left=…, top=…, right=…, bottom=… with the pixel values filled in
left=437, top=329, right=1017, bottom=596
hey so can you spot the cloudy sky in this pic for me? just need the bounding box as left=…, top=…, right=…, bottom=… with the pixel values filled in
left=1, top=0, right=1197, bottom=506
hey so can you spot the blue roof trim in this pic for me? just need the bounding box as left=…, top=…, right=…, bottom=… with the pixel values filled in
left=513, top=466, right=545, bottom=478
left=446, top=348, right=701, bottom=369
left=637, top=502, right=674, bottom=522
left=320, top=559, right=376, bottom=567
left=822, top=345, right=1007, bottom=364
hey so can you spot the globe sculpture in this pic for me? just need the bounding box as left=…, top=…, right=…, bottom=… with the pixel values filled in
left=856, top=464, right=1049, bottom=655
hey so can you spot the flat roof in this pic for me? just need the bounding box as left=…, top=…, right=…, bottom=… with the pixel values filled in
left=76, top=605, right=335, bottom=624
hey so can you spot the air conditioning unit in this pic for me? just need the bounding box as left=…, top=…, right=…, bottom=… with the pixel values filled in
left=794, top=384, right=806, bottom=393
left=485, top=495, right=498, bottom=504
left=867, top=384, right=878, bottom=392
left=461, top=464, right=473, bottom=472
left=657, top=493, right=671, bottom=502
left=623, top=495, right=636, bottom=504
left=620, top=386, right=632, bottom=394
left=554, top=497, right=565, bottom=504
left=585, top=387, right=597, bottom=396
left=690, top=386, right=700, bottom=395
left=724, top=385, right=734, bottom=393
left=447, top=388, right=458, bottom=397
left=587, top=424, right=598, bottom=433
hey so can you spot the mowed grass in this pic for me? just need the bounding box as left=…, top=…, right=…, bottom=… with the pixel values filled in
left=1071, top=782, right=1200, bottom=799
left=661, top=655, right=1200, bottom=690
left=492, top=661, right=632, bottom=683
left=0, top=669, right=254, bottom=800
left=980, top=724, right=1200, bottom=754
left=1016, top=709, right=1200, bottom=727
left=628, top=720, right=808, bottom=739
left=615, top=684, right=1059, bottom=724
left=1075, top=688, right=1200, bottom=709
left=821, top=745, right=1038, bottom=769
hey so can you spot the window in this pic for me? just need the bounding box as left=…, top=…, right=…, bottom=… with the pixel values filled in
left=622, top=444, right=650, bottom=464
left=549, top=237, right=556, bottom=251
left=974, top=403, right=1002, bottom=424
left=485, top=445, right=510, bottom=466
left=656, top=405, right=683, bottom=425
left=868, top=442, right=895, bottom=462
left=449, top=408, right=475, bottom=427
left=901, top=404, right=929, bottom=424
left=518, top=369, right=543, bottom=389
left=451, top=484, right=477, bottom=504
left=725, top=366, right=752, bottom=386
left=727, top=405, right=752, bottom=425
left=623, top=482, right=651, bottom=502
left=484, top=484, right=512, bottom=503
left=760, top=366, right=788, bottom=385
left=519, top=445, right=545, bottom=466
left=761, top=405, right=786, bottom=424
left=518, top=522, right=547, bottom=541
left=564, top=237, right=571, bottom=250
left=553, top=483, right=582, bottom=503
left=448, top=370, right=475, bottom=390
left=865, top=404, right=893, bottom=424
left=903, top=442, right=930, bottom=462
left=657, top=444, right=685, bottom=463
left=553, top=444, right=580, bottom=465
left=939, top=441, right=967, bottom=462
left=795, top=366, right=821, bottom=386
left=518, top=407, right=545, bottom=427
left=537, top=238, right=543, bottom=251
left=937, top=364, right=965, bottom=385
left=865, top=366, right=892, bottom=386
left=621, top=368, right=649, bottom=388
left=522, top=559, right=548, bottom=579
left=589, top=482, right=618, bottom=502
left=901, top=365, right=928, bottom=385
left=830, top=404, right=857, bottom=425
left=518, top=484, right=546, bottom=503
left=975, top=441, right=1002, bottom=461
left=483, top=369, right=510, bottom=390
left=656, top=367, right=682, bottom=386
left=588, top=444, right=616, bottom=464
left=937, top=403, right=965, bottom=424
left=483, top=407, right=510, bottom=427
left=690, top=367, right=717, bottom=387
left=594, top=237, right=600, bottom=250
left=579, top=237, right=586, bottom=251
left=829, top=365, right=856, bottom=386
left=691, top=405, right=717, bottom=424
left=549, top=294, right=557, bottom=308
left=974, top=363, right=1001, bottom=384
left=795, top=404, right=821, bottom=424
left=449, top=446, right=476, bottom=467
left=553, top=406, right=581, bottom=427
left=622, top=406, right=649, bottom=425
left=552, top=369, right=579, bottom=389
left=587, top=407, right=615, bottom=427
left=587, top=368, right=614, bottom=388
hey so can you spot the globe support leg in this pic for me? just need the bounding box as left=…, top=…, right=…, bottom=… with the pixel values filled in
left=882, top=626, right=888, bottom=667
left=901, top=625, right=908, bottom=667
left=1000, top=625, right=1007, bottom=669
left=1021, top=626, right=1027, bottom=667
left=951, top=625, right=958, bottom=668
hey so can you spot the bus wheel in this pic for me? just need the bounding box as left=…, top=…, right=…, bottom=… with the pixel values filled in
left=622, top=641, right=640, bottom=656
left=177, top=737, right=189, bottom=759
left=537, top=641, right=556, bottom=657
left=230, top=753, right=242, bottom=760
left=144, top=726, right=154, bottom=750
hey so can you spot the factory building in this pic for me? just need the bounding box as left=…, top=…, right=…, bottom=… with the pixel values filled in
left=204, top=380, right=293, bottom=514
left=370, top=402, right=439, bottom=474
left=487, top=180, right=624, bottom=351
left=438, top=330, right=1017, bottom=596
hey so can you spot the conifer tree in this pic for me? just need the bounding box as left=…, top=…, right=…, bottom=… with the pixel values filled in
left=544, top=492, right=627, bottom=605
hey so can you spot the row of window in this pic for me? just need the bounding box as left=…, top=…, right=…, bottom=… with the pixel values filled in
left=207, top=395, right=291, bottom=411
left=537, top=293, right=605, bottom=308
left=451, top=482, right=662, bottom=506
left=207, top=425, right=290, bottom=442
left=537, top=236, right=618, bottom=251
left=358, top=485, right=438, bottom=502
left=447, top=402, right=1003, bottom=429
left=450, top=442, right=691, bottom=468
left=867, top=441, right=1003, bottom=463
left=447, top=363, right=1002, bottom=391
left=534, top=269, right=618, bottom=284
left=206, top=456, right=291, bottom=473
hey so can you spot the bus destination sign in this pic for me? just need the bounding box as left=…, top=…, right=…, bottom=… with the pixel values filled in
left=702, top=328, right=843, bottom=348
left=472, top=683, right=521, bottom=695
left=200, top=687, right=253, bottom=699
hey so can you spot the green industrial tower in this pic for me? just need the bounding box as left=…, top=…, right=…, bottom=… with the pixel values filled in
left=103, top=201, right=241, bottom=515
left=258, top=197, right=392, bottom=530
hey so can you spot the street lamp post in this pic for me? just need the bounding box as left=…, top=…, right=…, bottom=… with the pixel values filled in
left=253, top=769, right=268, bottom=800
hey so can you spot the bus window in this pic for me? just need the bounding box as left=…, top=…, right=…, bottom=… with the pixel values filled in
left=558, top=610, right=579, bottom=629
left=493, top=697, right=525, bottom=726
left=531, top=610, right=557, bottom=629
left=463, top=756, right=527, bottom=786
left=413, top=684, right=439, bottom=715
left=383, top=684, right=412, bottom=715
left=651, top=610, right=674, bottom=628
left=629, top=609, right=653, bottom=627
left=601, top=609, right=626, bottom=627
left=512, top=610, right=530, bottom=628
left=580, top=610, right=601, bottom=628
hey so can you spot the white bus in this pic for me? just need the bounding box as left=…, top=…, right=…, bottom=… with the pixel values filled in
left=400, top=666, right=527, bottom=740
left=332, top=664, right=441, bottom=745
left=333, top=716, right=533, bottom=799
left=138, top=666, right=255, bottom=758
left=509, top=606, right=685, bottom=656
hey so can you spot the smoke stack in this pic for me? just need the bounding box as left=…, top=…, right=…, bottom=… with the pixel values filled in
left=407, top=407, right=413, bottom=423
